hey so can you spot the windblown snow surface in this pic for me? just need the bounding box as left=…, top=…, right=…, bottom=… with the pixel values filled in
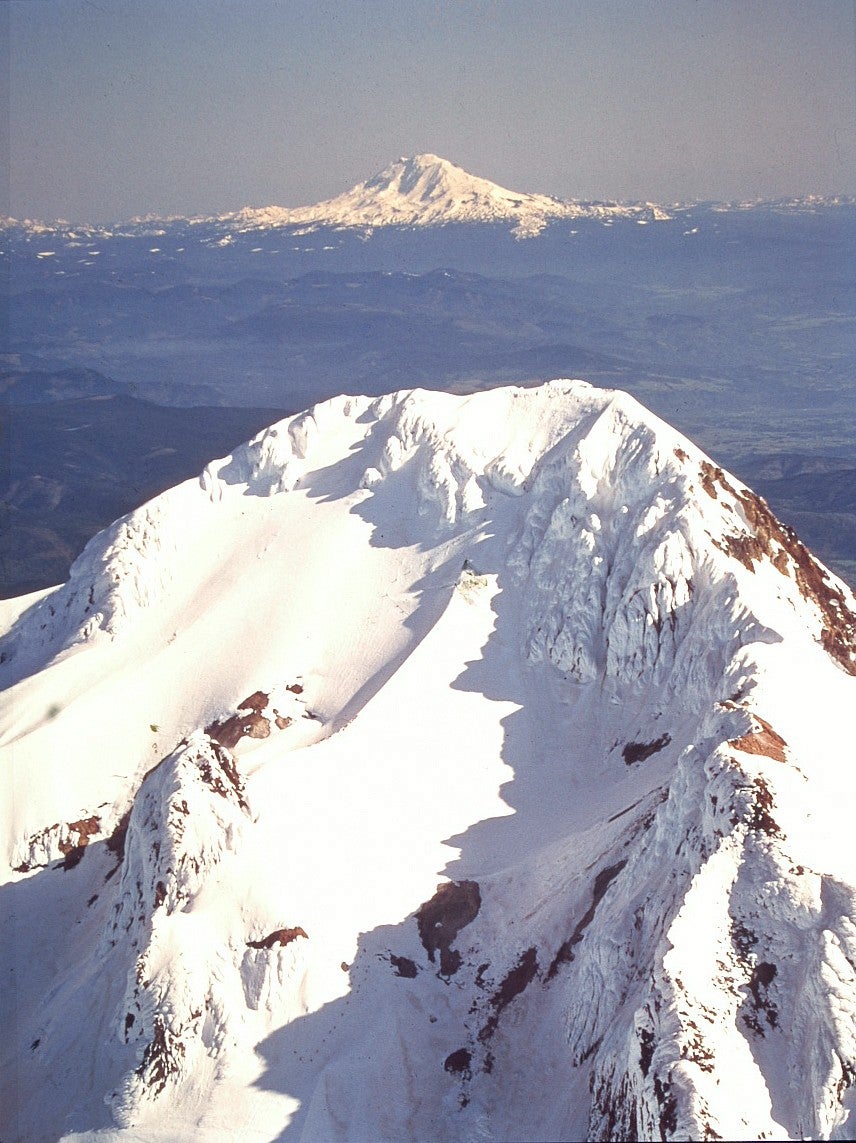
left=2, top=380, right=855, bottom=1142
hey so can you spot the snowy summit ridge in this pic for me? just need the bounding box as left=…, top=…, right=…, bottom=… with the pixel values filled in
left=1, top=380, right=856, bottom=1142
left=223, top=153, right=671, bottom=236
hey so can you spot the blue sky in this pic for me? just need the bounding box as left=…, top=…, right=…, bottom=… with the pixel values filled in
left=5, top=0, right=856, bottom=221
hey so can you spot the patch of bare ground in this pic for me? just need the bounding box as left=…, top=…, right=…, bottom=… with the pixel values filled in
left=590, top=1071, right=638, bottom=1141
left=246, top=926, right=308, bottom=949
left=731, top=918, right=758, bottom=958
left=59, top=815, right=101, bottom=868
left=653, top=1075, right=679, bottom=1138
left=729, top=716, right=787, bottom=762
left=745, top=961, right=779, bottom=1034
left=701, top=461, right=856, bottom=674
left=699, top=460, right=726, bottom=500
left=681, top=1021, right=716, bottom=1072
left=623, top=734, right=671, bottom=765
left=416, top=880, right=481, bottom=977
left=389, top=954, right=418, bottom=978
left=197, top=741, right=249, bottom=811
left=751, top=775, right=781, bottom=837
left=729, top=772, right=782, bottom=838
left=546, top=861, right=627, bottom=981
left=206, top=682, right=314, bottom=747
left=237, top=690, right=268, bottom=712
left=15, top=814, right=102, bottom=872
left=731, top=920, right=779, bottom=1036
left=106, top=808, right=131, bottom=861
left=136, top=1015, right=185, bottom=1095
left=478, top=947, right=539, bottom=1043
left=206, top=709, right=271, bottom=750
left=444, top=1047, right=472, bottom=1079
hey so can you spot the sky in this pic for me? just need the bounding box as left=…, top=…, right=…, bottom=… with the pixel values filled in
left=3, top=0, right=856, bottom=222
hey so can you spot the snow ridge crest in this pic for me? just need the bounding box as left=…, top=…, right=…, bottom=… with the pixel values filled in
left=3, top=379, right=854, bottom=692
left=108, top=733, right=252, bottom=1120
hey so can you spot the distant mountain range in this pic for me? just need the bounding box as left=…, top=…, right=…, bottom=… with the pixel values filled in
left=2, top=156, right=853, bottom=597
left=0, top=366, right=291, bottom=597
left=3, top=154, right=853, bottom=237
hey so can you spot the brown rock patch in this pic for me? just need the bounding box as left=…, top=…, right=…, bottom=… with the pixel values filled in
left=390, top=954, right=418, bottom=978
left=416, top=880, right=481, bottom=977
left=247, top=926, right=308, bottom=949
left=444, top=1047, right=472, bottom=1078
left=206, top=710, right=271, bottom=750
left=15, top=814, right=102, bottom=872
left=59, top=815, right=101, bottom=869
left=699, top=460, right=724, bottom=499
left=729, top=716, right=787, bottom=762
left=623, top=734, right=671, bottom=765
left=703, top=471, right=856, bottom=675
left=137, top=1015, right=185, bottom=1095
left=737, top=774, right=781, bottom=838
left=478, top=947, right=539, bottom=1043
left=238, top=691, right=269, bottom=713
left=197, top=741, right=249, bottom=811
left=547, top=861, right=627, bottom=980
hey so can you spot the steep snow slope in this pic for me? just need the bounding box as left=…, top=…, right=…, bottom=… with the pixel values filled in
left=1, top=380, right=855, bottom=1142
left=219, top=154, right=671, bottom=237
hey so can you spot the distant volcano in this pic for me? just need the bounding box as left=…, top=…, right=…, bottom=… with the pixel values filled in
left=222, top=152, right=672, bottom=236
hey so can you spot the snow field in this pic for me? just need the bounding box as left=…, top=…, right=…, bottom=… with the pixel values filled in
left=1, top=379, right=855, bottom=1141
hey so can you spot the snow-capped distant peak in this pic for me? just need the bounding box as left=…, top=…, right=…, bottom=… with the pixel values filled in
left=225, top=153, right=672, bottom=237
left=357, top=152, right=560, bottom=216
left=364, top=153, right=496, bottom=197
left=7, top=158, right=854, bottom=238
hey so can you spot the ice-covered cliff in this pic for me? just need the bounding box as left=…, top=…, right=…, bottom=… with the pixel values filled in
left=1, top=380, right=854, bottom=1141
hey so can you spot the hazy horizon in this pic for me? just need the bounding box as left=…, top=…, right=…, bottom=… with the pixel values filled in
left=5, top=0, right=856, bottom=224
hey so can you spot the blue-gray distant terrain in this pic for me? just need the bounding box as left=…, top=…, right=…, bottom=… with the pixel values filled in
left=2, top=166, right=854, bottom=595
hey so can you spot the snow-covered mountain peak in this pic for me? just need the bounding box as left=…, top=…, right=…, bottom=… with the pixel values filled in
left=223, top=154, right=672, bottom=236
left=357, top=152, right=558, bottom=216
left=365, top=153, right=483, bottom=196
left=2, top=380, right=855, bottom=1141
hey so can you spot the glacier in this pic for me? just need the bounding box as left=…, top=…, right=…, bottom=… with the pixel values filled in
left=1, top=379, right=855, bottom=1141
